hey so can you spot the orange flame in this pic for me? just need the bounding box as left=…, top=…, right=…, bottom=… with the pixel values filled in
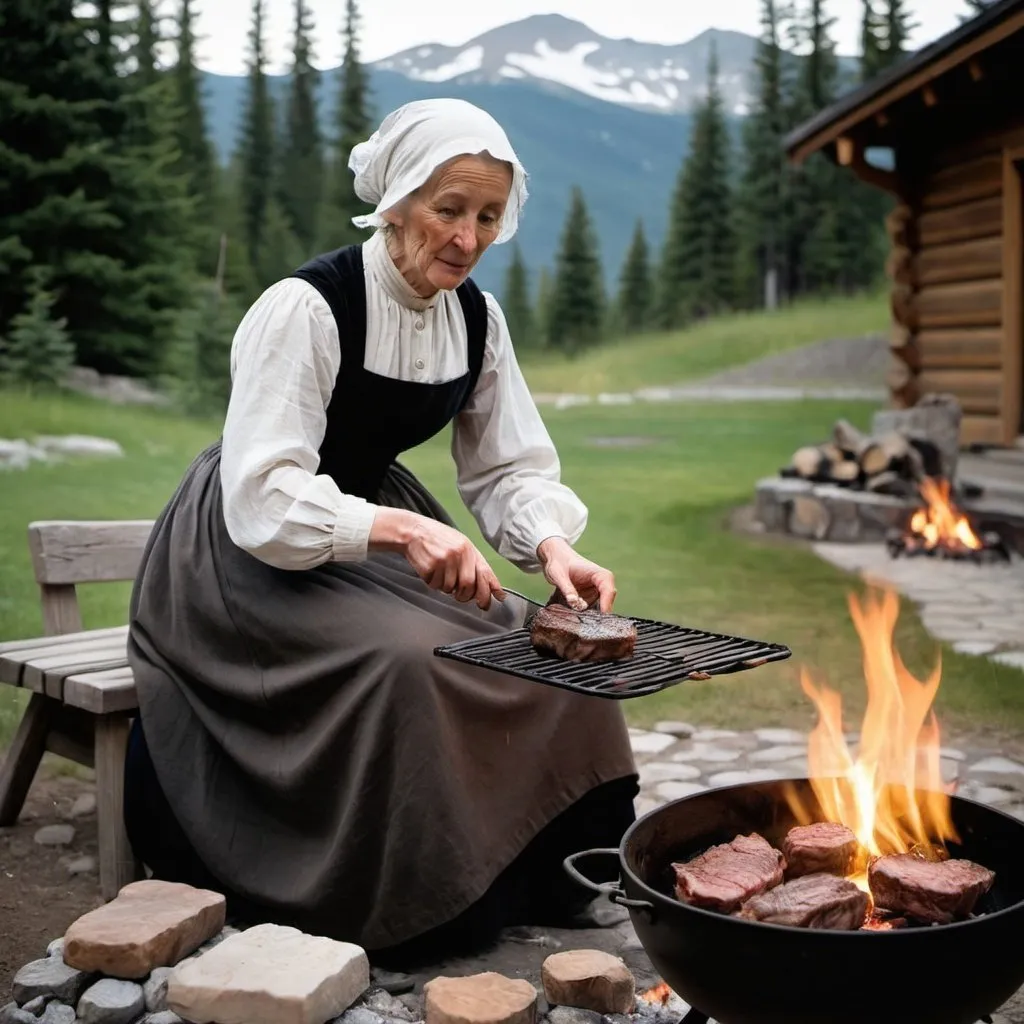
left=908, top=477, right=982, bottom=551
left=785, top=589, right=959, bottom=887
left=640, top=982, right=672, bottom=1006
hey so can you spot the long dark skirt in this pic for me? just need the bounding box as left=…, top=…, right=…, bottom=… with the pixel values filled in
left=125, top=442, right=638, bottom=952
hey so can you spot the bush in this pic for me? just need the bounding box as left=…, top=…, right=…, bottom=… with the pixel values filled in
left=0, top=270, right=76, bottom=390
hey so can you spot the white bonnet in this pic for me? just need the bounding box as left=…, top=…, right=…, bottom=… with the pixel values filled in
left=348, top=98, right=529, bottom=245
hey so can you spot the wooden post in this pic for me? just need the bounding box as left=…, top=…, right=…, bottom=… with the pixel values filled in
left=1002, top=148, right=1024, bottom=444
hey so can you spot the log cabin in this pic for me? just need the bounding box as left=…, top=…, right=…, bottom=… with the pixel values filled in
left=784, top=0, right=1024, bottom=450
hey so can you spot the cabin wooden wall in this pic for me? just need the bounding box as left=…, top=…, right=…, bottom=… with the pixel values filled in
left=885, top=120, right=1024, bottom=447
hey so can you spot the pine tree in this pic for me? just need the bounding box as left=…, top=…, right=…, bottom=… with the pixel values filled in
left=0, top=0, right=196, bottom=377
left=535, top=267, right=554, bottom=348
left=320, top=0, right=374, bottom=250
left=658, top=42, right=735, bottom=326
left=735, top=0, right=792, bottom=308
left=133, top=0, right=161, bottom=87
left=0, top=269, right=76, bottom=390
left=547, top=187, right=605, bottom=354
left=882, top=1, right=916, bottom=65
left=171, top=0, right=218, bottom=255
left=502, top=245, right=536, bottom=349
left=617, top=220, right=652, bottom=334
left=860, top=0, right=886, bottom=79
left=963, top=0, right=996, bottom=10
left=279, top=0, right=324, bottom=253
left=236, top=0, right=277, bottom=282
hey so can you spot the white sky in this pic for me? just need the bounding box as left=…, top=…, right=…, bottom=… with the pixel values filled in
left=187, top=0, right=973, bottom=76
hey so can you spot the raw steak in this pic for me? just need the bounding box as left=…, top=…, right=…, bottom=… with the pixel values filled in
left=737, top=872, right=869, bottom=930
left=868, top=853, right=995, bottom=924
left=529, top=604, right=637, bottom=662
left=672, top=833, right=786, bottom=913
left=782, top=822, right=860, bottom=877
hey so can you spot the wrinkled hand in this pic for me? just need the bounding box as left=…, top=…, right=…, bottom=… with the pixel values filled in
left=402, top=516, right=505, bottom=610
left=537, top=537, right=617, bottom=612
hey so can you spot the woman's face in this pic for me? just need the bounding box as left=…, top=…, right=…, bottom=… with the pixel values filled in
left=385, top=154, right=513, bottom=296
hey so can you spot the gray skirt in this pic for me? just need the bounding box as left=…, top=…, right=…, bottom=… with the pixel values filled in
left=126, top=442, right=637, bottom=950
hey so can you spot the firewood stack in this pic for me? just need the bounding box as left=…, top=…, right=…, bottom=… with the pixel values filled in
left=780, top=418, right=944, bottom=497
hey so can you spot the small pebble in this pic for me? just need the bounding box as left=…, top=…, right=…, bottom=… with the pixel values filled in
left=68, top=793, right=97, bottom=818
left=0, top=1004, right=36, bottom=1024
left=362, top=989, right=416, bottom=1022
left=21, top=996, right=49, bottom=1015
left=32, top=825, right=75, bottom=847
left=64, top=855, right=97, bottom=877
left=332, top=1009, right=386, bottom=1024
left=12, top=958, right=89, bottom=1006
left=76, top=978, right=145, bottom=1024
left=143, top=967, right=173, bottom=1014
left=546, top=1008, right=603, bottom=1024
left=40, top=1004, right=75, bottom=1024
left=45, top=939, right=64, bottom=960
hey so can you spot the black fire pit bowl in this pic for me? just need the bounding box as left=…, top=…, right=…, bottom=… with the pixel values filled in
left=565, top=778, right=1024, bottom=1024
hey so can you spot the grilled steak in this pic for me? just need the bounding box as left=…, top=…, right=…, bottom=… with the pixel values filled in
left=782, top=822, right=860, bottom=878
left=672, top=833, right=786, bottom=913
left=868, top=853, right=995, bottom=924
left=737, top=872, right=869, bottom=930
left=529, top=604, right=638, bottom=662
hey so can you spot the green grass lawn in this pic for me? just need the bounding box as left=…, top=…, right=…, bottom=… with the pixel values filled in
left=518, top=290, right=888, bottom=395
left=2, top=383, right=1021, bottom=751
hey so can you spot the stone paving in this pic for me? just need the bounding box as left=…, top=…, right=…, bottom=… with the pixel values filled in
left=812, top=541, right=1024, bottom=671
left=628, top=722, right=1024, bottom=822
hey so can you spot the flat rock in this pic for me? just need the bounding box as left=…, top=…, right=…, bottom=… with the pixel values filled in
left=628, top=732, right=677, bottom=756
left=749, top=745, right=806, bottom=763
left=69, top=793, right=97, bottom=818
left=541, top=950, right=634, bottom=1015
left=77, top=979, right=145, bottom=1024
left=992, top=651, right=1024, bottom=670
left=670, top=745, right=741, bottom=764
left=166, top=922, right=369, bottom=1024
left=142, top=1014, right=183, bottom=1024
left=653, top=781, right=706, bottom=802
left=969, top=757, right=1024, bottom=777
left=64, top=879, right=226, bottom=979
left=545, top=1008, right=603, bottom=1024
left=46, top=938, right=64, bottom=959
left=33, top=824, right=75, bottom=847
left=652, top=722, right=695, bottom=738
left=0, top=1003, right=36, bottom=1024
left=952, top=640, right=996, bottom=656
left=21, top=997, right=49, bottom=1015
left=423, top=972, right=537, bottom=1024
left=753, top=728, right=806, bottom=745
left=65, top=855, right=97, bottom=876
left=707, top=768, right=784, bottom=787
left=637, top=763, right=702, bottom=785
left=12, top=958, right=91, bottom=1006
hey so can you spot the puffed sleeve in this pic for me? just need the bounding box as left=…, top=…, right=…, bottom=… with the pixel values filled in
left=219, top=278, right=378, bottom=569
left=451, top=292, right=589, bottom=573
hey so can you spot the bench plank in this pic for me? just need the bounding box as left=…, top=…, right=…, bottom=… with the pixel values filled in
left=64, top=667, right=138, bottom=714
left=0, top=625, right=128, bottom=657
left=0, top=633, right=128, bottom=690
left=28, top=520, right=153, bottom=586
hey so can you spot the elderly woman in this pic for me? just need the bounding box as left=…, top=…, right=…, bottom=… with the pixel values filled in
left=124, top=98, right=638, bottom=961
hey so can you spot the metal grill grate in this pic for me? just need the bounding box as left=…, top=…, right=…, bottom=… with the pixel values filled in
left=434, top=617, right=792, bottom=699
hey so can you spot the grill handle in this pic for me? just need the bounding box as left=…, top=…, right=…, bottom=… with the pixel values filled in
left=562, top=848, right=656, bottom=922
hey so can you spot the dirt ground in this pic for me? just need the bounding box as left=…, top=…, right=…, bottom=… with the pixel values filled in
left=3, top=762, right=1024, bottom=1023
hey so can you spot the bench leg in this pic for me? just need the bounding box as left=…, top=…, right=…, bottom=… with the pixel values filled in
left=94, top=714, right=141, bottom=900
left=0, top=692, right=53, bottom=826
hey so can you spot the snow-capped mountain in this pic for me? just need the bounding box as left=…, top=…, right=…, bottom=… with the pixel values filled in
left=371, top=15, right=759, bottom=116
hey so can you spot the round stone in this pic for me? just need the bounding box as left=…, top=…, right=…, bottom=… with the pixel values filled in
left=423, top=972, right=537, bottom=1024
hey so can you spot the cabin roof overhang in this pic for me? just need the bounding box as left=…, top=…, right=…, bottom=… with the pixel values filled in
left=784, top=0, right=1024, bottom=166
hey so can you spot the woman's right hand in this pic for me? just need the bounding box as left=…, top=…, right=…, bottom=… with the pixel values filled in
left=369, top=507, right=505, bottom=610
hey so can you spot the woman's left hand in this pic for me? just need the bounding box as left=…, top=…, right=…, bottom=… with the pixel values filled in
left=537, top=537, right=617, bottom=612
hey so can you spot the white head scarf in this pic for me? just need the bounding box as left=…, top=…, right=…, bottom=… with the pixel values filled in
left=348, top=98, right=529, bottom=245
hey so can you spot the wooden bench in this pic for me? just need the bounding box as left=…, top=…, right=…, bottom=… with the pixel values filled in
left=0, top=519, right=154, bottom=900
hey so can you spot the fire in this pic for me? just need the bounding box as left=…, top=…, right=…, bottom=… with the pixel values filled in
left=907, top=476, right=982, bottom=552
left=785, top=588, right=959, bottom=888
left=639, top=982, right=672, bottom=1006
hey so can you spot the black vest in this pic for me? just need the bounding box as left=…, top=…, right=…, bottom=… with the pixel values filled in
left=292, top=244, right=488, bottom=501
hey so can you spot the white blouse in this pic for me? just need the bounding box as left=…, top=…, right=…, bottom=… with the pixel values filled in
left=219, top=230, right=589, bottom=574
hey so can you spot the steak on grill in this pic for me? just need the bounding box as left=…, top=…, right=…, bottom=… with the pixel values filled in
left=672, top=833, right=786, bottom=913
left=529, top=604, right=638, bottom=662
left=737, top=872, right=869, bottom=930
left=868, top=853, right=996, bottom=924
left=782, top=822, right=860, bottom=878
